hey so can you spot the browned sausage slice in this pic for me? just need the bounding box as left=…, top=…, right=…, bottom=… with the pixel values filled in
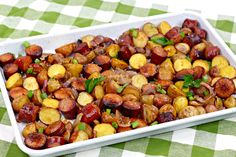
left=155, top=80, right=173, bottom=90
left=182, top=19, right=199, bottom=29
left=153, top=94, right=172, bottom=108
left=193, top=66, right=205, bottom=79
left=175, top=69, right=194, bottom=80
left=9, top=87, right=27, bottom=99
left=46, top=136, right=65, bottom=148
left=25, top=133, right=46, bottom=149
left=165, top=27, right=182, bottom=43
left=74, top=42, right=90, bottom=56
left=214, top=78, right=235, bottom=98
left=94, top=55, right=111, bottom=70
left=142, top=83, right=156, bottom=95
left=150, top=47, right=167, bottom=65
left=3, top=63, right=18, bottom=78
left=59, top=98, right=78, bottom=119
left=204, top=46, right=220, bottom=60
left=44, top=120, right=65, bottom=136
left=17, top=103, right=39, bottom=123
left=81, top=103, right=101, bottom=123
left=25, top=44, right=43, bottom=59
left=122, top=101, right=141, bottom=117
left=102, top=93, right=123, bottom=112
left=71, top=78, right=86, bottom=91
left=140, top=63, right=157, bottom=78
left=0, top=53, right=14, bottom=66
left=83, top=63, right=102, bottom=78
left=14, top=56, right=32, bottom=72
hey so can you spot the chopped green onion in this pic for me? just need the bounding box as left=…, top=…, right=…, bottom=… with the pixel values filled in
left=18, top=54, right=23, bottom=57
left=106, top=108, right=111, bottom=114
left=26, top=67, right=34, bottom=74
left=203, top=90, right=209, bottom=96
left=112, top=122, right=118, bottom=129
left=150, top=121, right=158, bottom=126
left=189, top=96, right=194, bottom=101
left=117, top=83, right=129, bottom=93
left=159, top=89, right=167, bottom=94
left=85, top=76, right=105, bottom=93
left=40, top=92, right=48, bottom=99
left=38, top=128, right=44, bottom=133
left=185, top=56, right=192, bottom=62
left=202, top=75, right=209, bottom=82
left=130, top=29, right=138, bottom=38
left=72, top=59, right=78, bottom=64
left=186, top=91, right=194, bottom=101
left=180, top=32, right=185, bottom=38
left=131, top=121, right=139, bottom=128
left=22, top=41, right=30, bottom=48
left=183, top=74, right=202, bottom=89
left=27, top=90, right=34, bottom=99
left=34, top=58, right=41, bottom=64
left=78, top=123, right=86, bottom=131
left=150, top=36, right=174, bottom=46
left=156, top=84, right=166, bottom=94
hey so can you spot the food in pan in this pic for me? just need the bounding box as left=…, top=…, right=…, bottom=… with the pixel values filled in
left=0, top=18, right=235, bottom=149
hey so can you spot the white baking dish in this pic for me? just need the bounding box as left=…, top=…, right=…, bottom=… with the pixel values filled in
left=0, top=11, right=236, bottom=157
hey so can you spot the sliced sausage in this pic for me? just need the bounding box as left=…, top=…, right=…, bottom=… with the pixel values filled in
left=37, top=69, right=48, bottom=87
left=175, top=69, right=194, bottom=80
left=214, top=78, right=235, bottom=98
left=73, top=53, right=88, bottom=64
left=71, top=78, right=86, bottom=91
left=122, top=101, right=141, bottom=117
left=155, top=80, right=173, bottom=90
left=193, top=27, right=207, bottom=39
left=183, top=34, right=201, bottom=48
left=54, top=88, right=76, bottom=100
left=59, top=98, right=78, bottom=119
left=25, top=44, right=43, bottom=59
left=3, top=63, right=18, bottom=78
left=17, top=103, right=39, bottom=123
left=81, top=103, right=101, bottom=124
left=74, top=42, right=90, bottom=56
left=14, top=56, right=32, bottom=72
left=150, top=47, right=167, bottom=65
left=94, top=55, right=111, bottom=71
left=153, top=94, right=172, bottom=108
left=165, top=27, right=182, bottom=43
left=204, top=46, right=220, bottom=60
left=209, top=66, right=220, bottom=77
left=46, top=136, right=65, bottom=148
left=28, top=63, right=44, bottom=74
left=25, top=133, right=46, bottom=149
left=117, top=127, right=132, bottom=133
left=102, top=93, right=123, bottom=112
left=9, top=87, right=27, bottom=99
left=142, top=83, right=156, bottom=95
left=44, top=120, right=65, bottom=136
left=189, top=48, right=204, bottom=61
left=139, top=63, right=157, bottom=78
left=157, top=112, right=175, bottom=123
left=193, top=66, right=205, bottom=79
left=118, top=33, right=133, bottom=46
left=119, top=46, right=132, bottom=61
left=182, top=19, right=199, bottom=30
left=193, top=85, right=208, bottom=97
left=83, top=63, right=102, bottom=78
left=0, top=53, right=14, bottom=66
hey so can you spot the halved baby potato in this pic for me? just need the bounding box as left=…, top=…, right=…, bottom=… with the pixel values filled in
left=55, top=43, right=75, bottom=57
left=129, top=53, right=147, bottom=70
left=42, top=98, right=59, bottom=109
left=212, top=55, right=229, bottom=69
left=77, top=92, right=94, bottom=106
left=146, top=41, right=162, bottom=50
left=143, top=23, right=158, bottom=37
left=39, top=107, right=61, bottom=125
left=158, top=21, right=171, bottom=35
left=22, top=123, right=37, bottom=138
left=175, top=43, right=190, bottom=54
left=93, top=123, right=116, bottom=137
left=48, top=64, right=66, bottom=79
left=192, top=59, right=210, bottom=73
left=219, top=66, right=236, bottom=79
left=82, top=35, right=94, bottom=48
left=23, top=77, right=39, bottom=91
left=106, top=44, right=120, bottom=58
left=131, top=74, right=148, bottom=89
left=111, top=58, right=128, bottom=69
left=6, top=73, right=23, bottom=90
left=92, top=85, right=105, bottom=99
left=64, top=63, right=83, bottom=78
left=12, top=95, right=30, bottom=112
left=133, top=31, right=148, bottom=48
left=164, top=45, right=176, bottom=57
left=174, top=58, right=192, bottom=72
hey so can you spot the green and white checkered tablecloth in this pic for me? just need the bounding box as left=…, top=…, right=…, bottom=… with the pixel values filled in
left=0, top=0, right=236, bottom=157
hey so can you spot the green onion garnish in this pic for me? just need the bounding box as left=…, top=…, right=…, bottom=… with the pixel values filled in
left=78, top=123, right=86, bottom=131
left=38, top=128, right=44, bottom=133
left=131, top=121, right=139, bottom=128
left=22, top=41, right=30, bottom=48
left=112, top=122, right=118, bottom=129
left=106, top=108, right=111, bottom=114
left=27, top=90, right=34, bottom=99
left=40, top=92, right=48, bottom=99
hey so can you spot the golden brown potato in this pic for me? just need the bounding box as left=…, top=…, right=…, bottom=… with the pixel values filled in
left=5, top=73, right=23, bottom=90
left=219, top=66, right=236, bottom=79
left=122, top=85, right=141, bottom=100
left=42, top=98, right=59, bottom=109
left=133, top=31, right=148, bottom=48
left=93, top=123, right=116, bottom=137
left=164, top=45, right=177, bottom=57
left=224, top=96, right=236, bottom=108
left=158, top=21, right=171, bottom=35
left=173, top=96, right=188, bottom=113
left=37, top=69, right=48, bottom=87
left=167, top=84, right=186, bottom=98
left=196, top=106, right=206, bottom=115
left=82, top=35, right=94, bottom=48
left=171, top=52, right=186, bottom=63
left=23, top=77, right=39, bottom=91
left=48, top=64, right=66, bottom=79
left=212, top=55, right=229, bottom=69
left=158, top=67, right=174, bottom=81
left=192, top=59, right=210, bottom=73
left=129, top=53, right=147, bottom=70
left=131, top=74, right=148, bottom=89
left=31, top=89, right=42, bottom=106
left=70, top=130, right=89, bottom=142
left=175, top=81, right=189, bottom=93
left=111, top=58, right=128, bottom=69
left=106, top=44, right=120, bottom=58
left=143, top=23, right=158, bottom=37
left=12, top=95, right=30, bottom=112
left=47, top=79, right=61, bottom=93
left=141, top=95, right=154, bottom=105
left=193, top=42, right=206, bottom=52
left=64, top=63, right=83, bottom=77
left=74, top=122, right=93, bottom=139
left=86, top=51, right=96, bottom=63
left=92, top=85, right=105, bottom=99
left=77, top=92, right=94, bottom=106
left=9, top=87, right=27, bottom=99
left=174, top=58, right=192, bottom=72
left=146, top=41, right=162, bottom=50
left=142, top=104, right=158, bottom=124
left=178, top=106, right=199, bottom=119
left=159, top=104, right=177, bottom=118
left=39, top=107, right=61, bottom=125
left=160, top=58, right=175, bottom=74
left=22, top=123, right=37, bottom=138
left=55, top=42, right=76, bottom=56
left=175, top=43, right=190, bottom=54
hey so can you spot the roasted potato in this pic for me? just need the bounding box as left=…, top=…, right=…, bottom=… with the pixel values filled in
left=106, top=44, right=120, bottom=58
left=131, top=74, right=148, bottom=89
left=212, top=55, right=229, bottom=69
left=224, top=96, right=236, bottom=108
left=175, top=81, right=189, bottom=93
left=164, top=45, right=176, bottom=57
left=196, top=106, right=206, bottom=115
left=143, top=23, right=158, bottom=37
left=160, top=58, right=175, bottom=74
left=22, top=123, right=37, bottom=138
left=219, top=66, right=236, bottom=79
left=77, top=92, right=94, bottom=106
left=23, top=77, right=39, bottom=91
left=42, top=98, right=59, bottom=109
left=47, top=79, right=61, bottom=93
left=111, top=58, right=128, bottom=69
left=192, top=59, right=210, bottom=73
left=178, top=106, right=199, bottom=119
left=70, top=131, right=89, bottom=142
left=9, top=87, right=27, bottom=99
left=55, top=43, right=76, bottom=56
left=141, top=95, right=154, bottom=105
left=12, top=95, right=30, bottom=112
left=48, top=64, right=66, bottom=79
left=82, top=35, right=94, bottom=48
left=6, top=73, right=23, bottom=90
left=167, top=84, right=186, bottom=98
left=92, top=85, right=105, bottom=99
left=122, top=85, right=141, bottom=100
left=175, top=43, right=190, bottom=54
left=146, top=41, right=162, bottom=50
left=133, top=31, right=148, bottom=48
left=173, top=96, right=188, bottom=113
left=37, top=69, right=48, bottom=87
left=174, top=58, right=192, bottom=72
left=129, top=53, right=147, bottom=70
left=64, top=63, right=83, bottom=77
left=93, top=123, right=116, bottom=137
left=158, top=21, right=171, bottom=35
left=159, top=104, right=177, bottom=118
left=39, top=107, right=61, bottom=125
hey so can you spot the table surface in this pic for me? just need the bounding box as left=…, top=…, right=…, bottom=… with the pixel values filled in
left=0, top=0, right=236, bottom=157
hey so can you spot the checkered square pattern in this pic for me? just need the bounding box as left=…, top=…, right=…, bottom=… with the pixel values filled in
left=0, top=0, right=236, bottom=157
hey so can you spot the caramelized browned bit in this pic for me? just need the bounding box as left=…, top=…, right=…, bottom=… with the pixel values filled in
left=17, top=103, right=39, bottom=123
